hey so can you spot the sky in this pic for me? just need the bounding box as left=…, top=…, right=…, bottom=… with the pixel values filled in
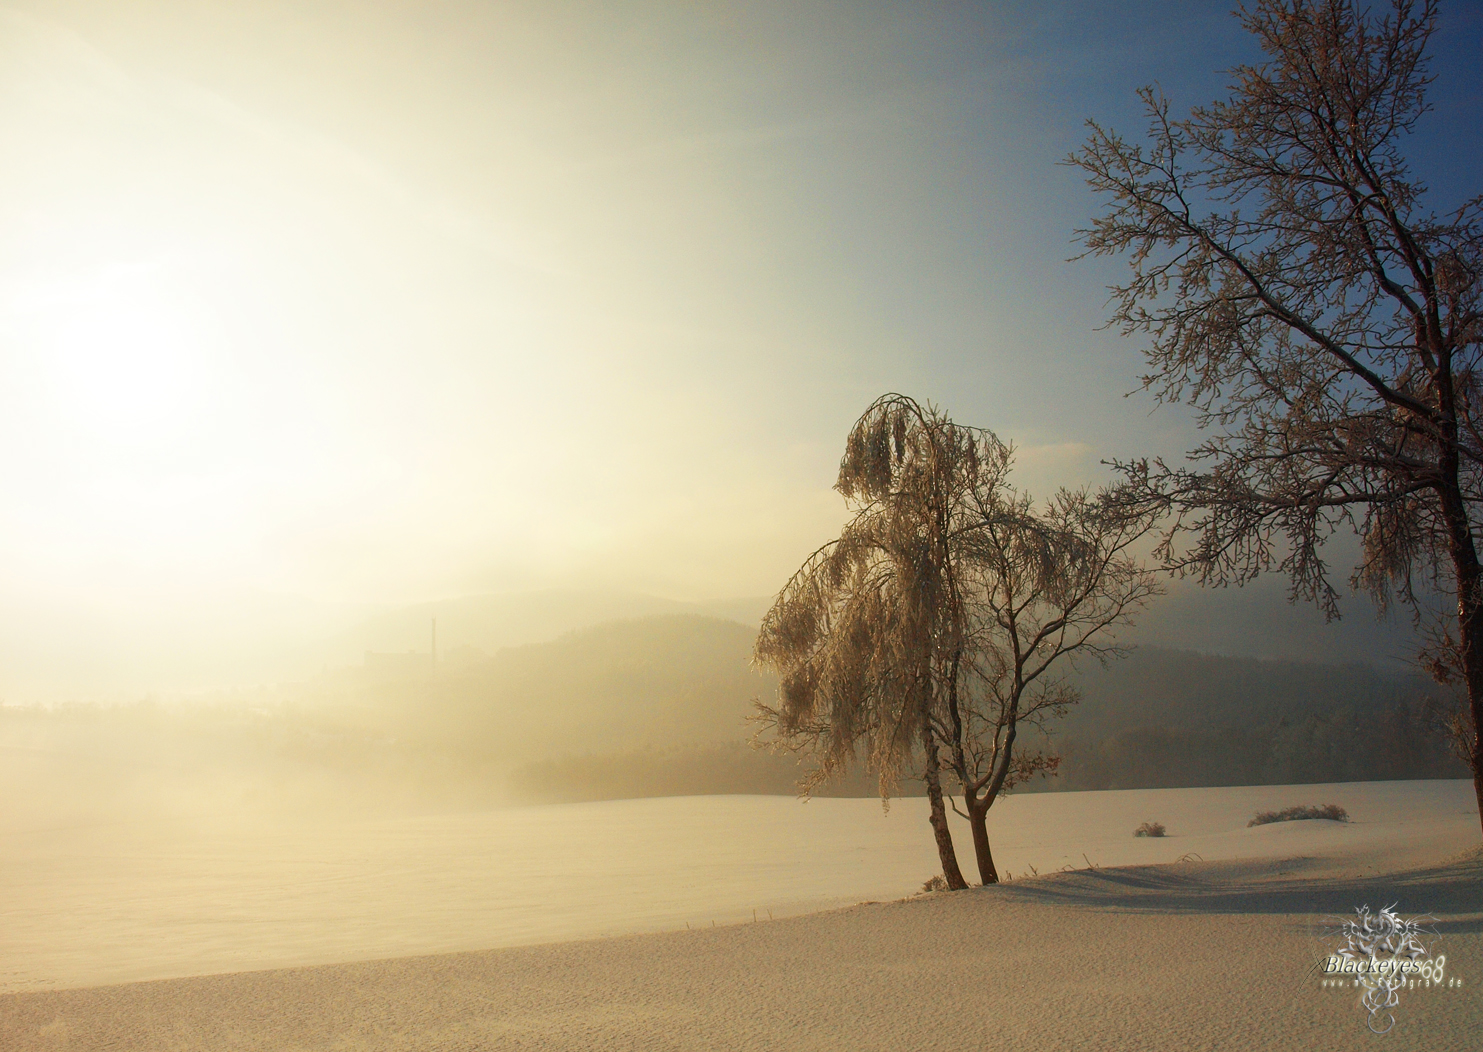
left=2, top=0, right=1480, bottom=700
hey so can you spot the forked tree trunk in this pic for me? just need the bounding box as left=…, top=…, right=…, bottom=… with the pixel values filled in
left=954, top=773, right=999, bottom=884
left=965, top=718, right=1017, bottom=885
left=921, top=728, right=968, bottom=890
left=968, top=800, right=998, bottom=885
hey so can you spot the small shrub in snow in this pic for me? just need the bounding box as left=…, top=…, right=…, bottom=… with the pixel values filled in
left=1134, top=821, right=1166, bottom=837
left=921, top=875, right=949, bottom=893
left=1248, top=804, right=1349, bottom=827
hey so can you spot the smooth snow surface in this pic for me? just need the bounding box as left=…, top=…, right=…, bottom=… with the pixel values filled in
left=2, top=780, right=1476, bottom=992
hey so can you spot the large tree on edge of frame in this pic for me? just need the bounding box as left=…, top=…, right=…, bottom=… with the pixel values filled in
left=1068, top=0, right=1483, bottom=831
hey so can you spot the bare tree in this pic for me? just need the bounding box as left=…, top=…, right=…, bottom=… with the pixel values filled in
left=941, top=488, right=1161, bottom=884
left=1068, top=0, right=1483, bottom=831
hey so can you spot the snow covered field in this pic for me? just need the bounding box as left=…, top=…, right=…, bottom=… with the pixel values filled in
left=2, top=779, right=1476, bottom=993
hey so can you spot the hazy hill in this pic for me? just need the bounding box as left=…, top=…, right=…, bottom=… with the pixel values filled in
left=302, top=613, right=878, bottom=802
left=339, top=590, right=774, bottom=665
left=404, top=614, right=775, bottom=758
left=1065, top=648, right=1426, bottom=741
left=331, top=574, right=1424, bottom=676
left=1049, top=648, right=1463, bottom=791
left=1120, top=573, right=1424, bottom=669
left=307, top=614, right=1461, bottom=803
left=0, top=562, right=1426, bottom=706
left=7, top=613, right=1461, bottom=814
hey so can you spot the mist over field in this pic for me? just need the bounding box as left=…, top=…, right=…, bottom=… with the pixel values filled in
left=3, top=595, right=1463, bottom=827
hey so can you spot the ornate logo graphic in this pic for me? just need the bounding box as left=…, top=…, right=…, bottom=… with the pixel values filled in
left=1320, top=904, right=1443, bottom=1035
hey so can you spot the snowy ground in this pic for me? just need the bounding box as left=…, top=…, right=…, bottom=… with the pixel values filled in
left=1, top=779, right=1476, bottom=993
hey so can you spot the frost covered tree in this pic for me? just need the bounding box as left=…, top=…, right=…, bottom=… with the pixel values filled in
left=752, top=395, right=988, bottom=889
left=1068, top=0, right=1483, bottom=831
left=752, top=395, right=1158, bottom=887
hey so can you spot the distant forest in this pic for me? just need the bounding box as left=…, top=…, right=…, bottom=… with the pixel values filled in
left=3, top=614, right=1466, bottom=812
left=493, top=621, right=1465, bottom=802
left=448, top=616, right=1466, bottom=801
left=1052, top=648, right=1463, bottom=791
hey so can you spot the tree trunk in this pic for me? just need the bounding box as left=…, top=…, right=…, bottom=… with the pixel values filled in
left=965, top=717, right=1017, bottom=885
left=1470, top=720, right=1483, bottom=838
left=1452, top=549, right=1483, bottom=840
left=921, top=728, right=968, bottom=890
left=1437, top=461, right=1483, bottom=840
left=968, top=801, right=998, bottom=885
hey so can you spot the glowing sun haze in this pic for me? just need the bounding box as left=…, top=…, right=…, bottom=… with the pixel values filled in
left=2, top=1, right=1478, bottom=700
